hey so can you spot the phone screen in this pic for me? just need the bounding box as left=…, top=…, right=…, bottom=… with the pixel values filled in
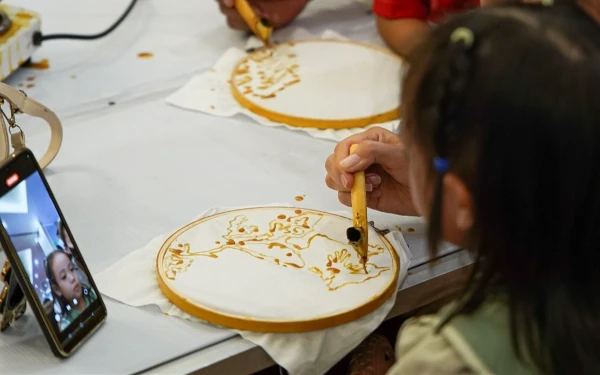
left=0, top=152, right=104, bottom=351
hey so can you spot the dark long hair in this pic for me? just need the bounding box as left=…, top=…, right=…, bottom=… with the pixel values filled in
left=403, top=3, right=600, bottom=374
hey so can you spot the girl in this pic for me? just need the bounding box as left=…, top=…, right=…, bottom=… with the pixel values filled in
left=56, top=218, right=88, bottom=284
left=382, top=3, right=600, bottom=374
left=45, top=249, right=97, bottom=331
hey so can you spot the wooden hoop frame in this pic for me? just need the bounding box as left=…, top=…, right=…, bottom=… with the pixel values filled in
left=230, top=40, right=403, bottom=130
left=156, top=207, right=400, bottom=333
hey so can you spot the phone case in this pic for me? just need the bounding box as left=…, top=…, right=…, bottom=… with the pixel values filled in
left=0, top=149, right=106, bottom=358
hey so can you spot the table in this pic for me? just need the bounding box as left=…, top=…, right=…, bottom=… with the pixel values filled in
left=0, top=1, right=473, bottom=374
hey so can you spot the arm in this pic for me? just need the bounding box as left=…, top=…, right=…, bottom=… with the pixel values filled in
left=372, top=0, right=432, bottom=58
left=376, top=17, right=430, bottom=58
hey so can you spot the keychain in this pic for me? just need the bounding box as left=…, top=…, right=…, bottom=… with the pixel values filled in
left=0, top=81, right=63, bottom=169
left=0, top=260, right=26, bottom=331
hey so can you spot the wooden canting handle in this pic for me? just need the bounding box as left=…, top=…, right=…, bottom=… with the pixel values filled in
left=348, top=144, right=368, bottom=269
left=234, top=0, right=273, bottom=45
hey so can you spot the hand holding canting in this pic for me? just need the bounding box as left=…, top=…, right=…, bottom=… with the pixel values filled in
left=217, top=0, right=309, bottom=31
left=325, top=127, right=418, bottom=216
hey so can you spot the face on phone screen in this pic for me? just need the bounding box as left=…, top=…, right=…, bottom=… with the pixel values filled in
left=0, top=170, right=98, bottom=334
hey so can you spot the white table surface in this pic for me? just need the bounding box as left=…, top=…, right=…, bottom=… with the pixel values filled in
left=6, top=0, right=383, bottom=119
left=0, top=1, right=453, bottom=373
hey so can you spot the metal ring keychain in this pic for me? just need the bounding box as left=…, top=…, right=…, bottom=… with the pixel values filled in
left=0, top=81, right=63, bottom=330
left=0, top=81, right=63, bottom=168
left=0, top=259, right=27, bottom=331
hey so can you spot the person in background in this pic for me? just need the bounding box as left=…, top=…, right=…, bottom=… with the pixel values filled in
left=215, top=0, right=480, bottom=57
left=217, top=0, right=309, bottom=32
left=373, top=0, right=479, bottom=57
left=329, top=2, right=600, bottom=373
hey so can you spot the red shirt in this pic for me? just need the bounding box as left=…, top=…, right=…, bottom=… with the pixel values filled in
left=373, top=0, right=480, bottom=23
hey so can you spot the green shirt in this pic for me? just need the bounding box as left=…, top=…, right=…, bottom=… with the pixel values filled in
left=388, top=297, right=539, bottom=375
left=440, top=298, right=538, bottom=375
left=59, top=287, right=98, bottom=331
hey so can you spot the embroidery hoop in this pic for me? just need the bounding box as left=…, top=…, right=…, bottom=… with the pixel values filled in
left=156, top=206, right=400, bottom=333
left=230, top=40, right=403, bottom=130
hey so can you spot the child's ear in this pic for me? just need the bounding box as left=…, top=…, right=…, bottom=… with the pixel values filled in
left=442, top=173, right=474, bottom=243
left=51, top=284, right=62, bottom=297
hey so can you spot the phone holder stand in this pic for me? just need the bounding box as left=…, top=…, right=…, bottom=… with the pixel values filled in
left=0, top=81, right=63, bottom=169
left=0, top=82, right=64, bottom=331
left=0, top=259, right=26, bottom=331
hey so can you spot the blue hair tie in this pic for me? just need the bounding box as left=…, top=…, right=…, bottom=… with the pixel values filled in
left=434, top=157, right=449, bottom=173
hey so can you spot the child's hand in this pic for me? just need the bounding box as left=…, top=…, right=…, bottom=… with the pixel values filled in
left=324, top=127, right=418, bottom=216
left=217, top=0, right=309, bottom=31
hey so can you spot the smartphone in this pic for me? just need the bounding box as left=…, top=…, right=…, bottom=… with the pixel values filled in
left=0, top=148, right=106, bottom=358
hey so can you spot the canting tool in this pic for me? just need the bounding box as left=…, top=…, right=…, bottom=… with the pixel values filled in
left=234, top=0, right=273, bottom=47
left=346, top=144, right=368, bottom=273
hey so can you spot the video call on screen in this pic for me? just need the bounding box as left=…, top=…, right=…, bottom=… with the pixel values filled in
left=0, top=172, right=97, bottom=332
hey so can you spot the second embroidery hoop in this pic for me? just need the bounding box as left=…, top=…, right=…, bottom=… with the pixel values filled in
left=230, top=40, right=403, bottom=130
